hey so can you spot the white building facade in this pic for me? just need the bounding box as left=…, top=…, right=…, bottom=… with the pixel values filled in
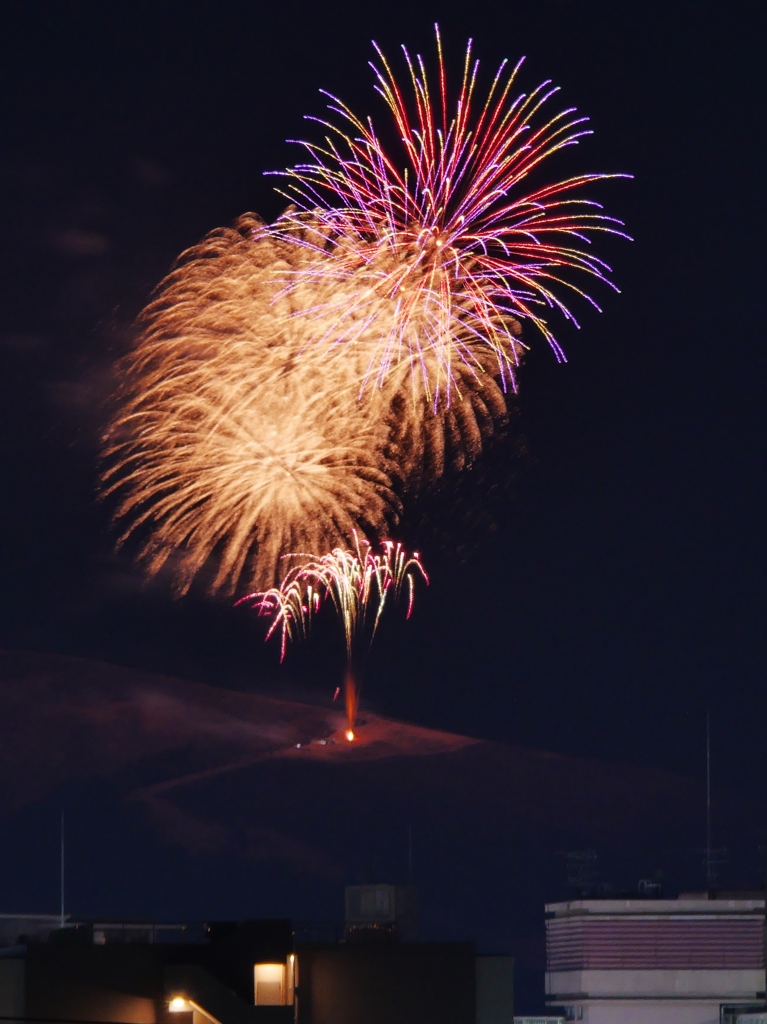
left=545, top=896, right=766, bottom=1024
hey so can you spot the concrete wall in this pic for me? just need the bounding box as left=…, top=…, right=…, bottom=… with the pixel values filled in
left=547, top=968, right=766, bottom=999
left=25, top=945, right=161, bottom=1023
left=0, top=960, right=24, bottom=1019
left=297, top=943, right=476, bottom=1024
left=574, top=999, right=723, bottom=1024
left=476, top=956, right=514, bottom=1024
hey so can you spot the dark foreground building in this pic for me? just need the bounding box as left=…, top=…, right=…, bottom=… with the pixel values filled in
left=298, top=941, right=476, bottom=1024
left=0, top=897, right=514, bottom=1024
left=0, top=917, right=294, bottom=1024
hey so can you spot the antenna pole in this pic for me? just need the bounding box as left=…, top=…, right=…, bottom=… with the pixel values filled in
left=60, top=810, right=65, bottom=929
left=408, top=825, right=413, bottom=885
left=706, top=710, right=712, bottom=891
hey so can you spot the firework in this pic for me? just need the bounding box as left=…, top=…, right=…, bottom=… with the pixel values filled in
left=271, top=27, right=629, bottom=404
left=239, top=576, right=321, bottom=662
left=102, top=208, right=510, bottom=596
left=274, top=213, right=514, bottom=486
left=102, top=31, right=628, bottom=614
left=102, top=215, right=400, bottom=594
left=384, top=344, right=510, bottom=489
left=238, top=534, right=428, bottom=732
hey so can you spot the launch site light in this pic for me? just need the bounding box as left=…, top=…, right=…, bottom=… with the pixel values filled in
left=168, top=996, right=191, bottom=1013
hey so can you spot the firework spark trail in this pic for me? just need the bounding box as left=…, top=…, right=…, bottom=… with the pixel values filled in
left=239, top=577, right=322, bottom=662
left=270, top=25, right=630, bottom=404
left=102, top=215, right=401, bottom=595
left=237, top=535, right=428, bottom=732
left=102, top=209, right=512, bottom=596
left=284, top=213, right=518, bottom=486
left=381, top=341, right=511, bottom=488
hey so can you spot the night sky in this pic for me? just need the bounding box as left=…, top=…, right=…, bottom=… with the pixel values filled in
left=0, top=0, right=766, bottom=1012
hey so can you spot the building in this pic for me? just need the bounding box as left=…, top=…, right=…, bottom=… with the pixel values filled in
left=296, top=883, right=513, bottom=1024
left=296, top=940, right=478, bottom=1024
left=0, top=917, right=295, bottom=1024
left=545, top=894, right=767, bottom=1023
left=0, top=892, right=514, bottom=1024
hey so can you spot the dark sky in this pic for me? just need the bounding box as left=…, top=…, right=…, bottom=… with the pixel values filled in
left=0, top=0, right=765, bottom=975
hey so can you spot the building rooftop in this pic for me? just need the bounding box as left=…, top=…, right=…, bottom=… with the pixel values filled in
left=546, top=896, right=766, bottom=916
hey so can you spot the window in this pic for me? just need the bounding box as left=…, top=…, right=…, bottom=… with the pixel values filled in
left=254, top=963, right=284, bottom=1005
left=254, top=962, right=289, bottom=1006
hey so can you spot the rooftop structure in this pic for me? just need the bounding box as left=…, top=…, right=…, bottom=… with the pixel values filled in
left=344, top=883, right=418, bottom=943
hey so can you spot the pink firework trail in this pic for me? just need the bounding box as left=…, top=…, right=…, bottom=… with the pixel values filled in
left=272, top=26, right=630, bottom=402
left=237, top=535, right=428, bottom=734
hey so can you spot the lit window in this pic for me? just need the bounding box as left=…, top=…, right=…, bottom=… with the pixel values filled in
left=254, top=963, right=287, bottom=1005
